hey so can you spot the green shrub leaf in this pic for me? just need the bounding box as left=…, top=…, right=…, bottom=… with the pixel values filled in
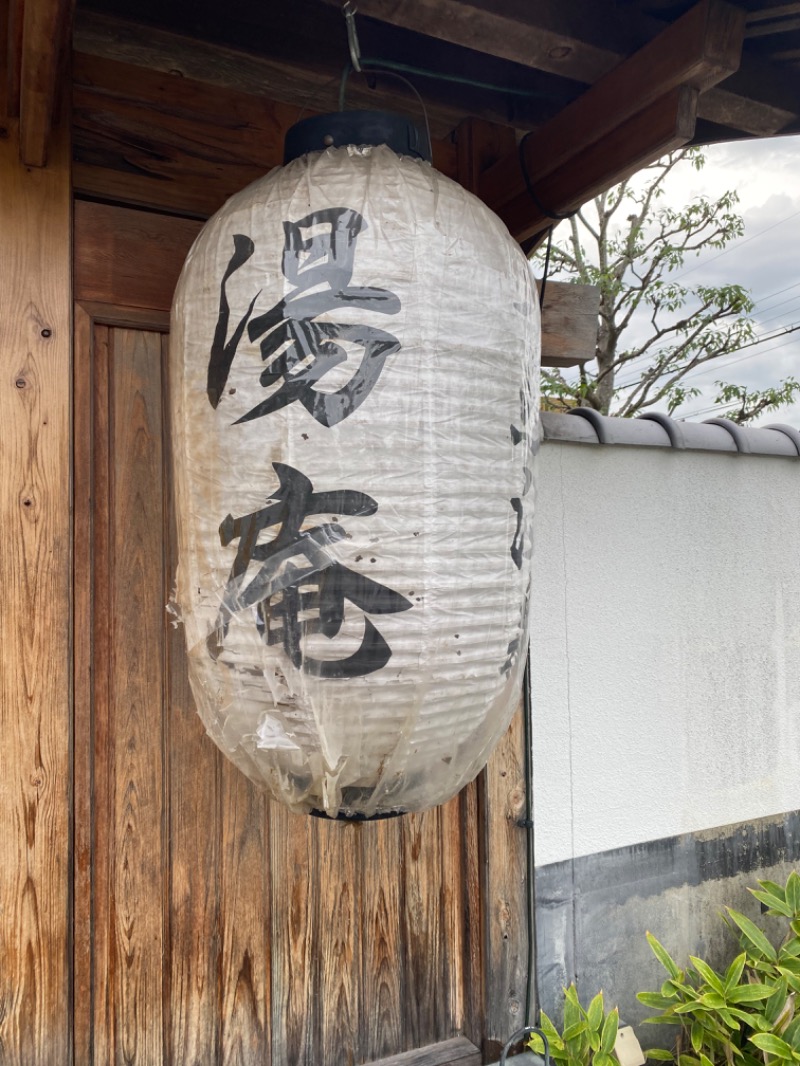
left=783, top=1016, right=800, bottom=1051
left=727, top=984, right=775, bottom=1003
left=725, top=954, right=748, bottom=994
left=787, top=873, right=800, bottom=914
left=638, top=993, right=680, bottom=1009
left=751, top=890, right=794, bottom=918
left=587, top=992, right=605, bottom=1033
left=645, top=1051, right=675, bottom=1061
left=691, top=1022, right=703, bottom=1053
left=563, top=1021, right=588, bottom=1043
left=600, top=1009, right=619, bottom=1054
left=727, top=909, right=778, bottom=962
left=649, top=933, right=681, bottom=978
left=691, top=957, right=726, bottom=996
left=750, top=1034, right=795, bottom=1059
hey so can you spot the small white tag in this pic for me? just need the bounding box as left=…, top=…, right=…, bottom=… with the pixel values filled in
left=615, top=1026, right=646, bottom=1066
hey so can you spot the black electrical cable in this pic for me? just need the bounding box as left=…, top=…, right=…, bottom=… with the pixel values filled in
left=521, top=656, right=539, bottom=1026
left=539, top=227, right=554, bottom=311
left=518, top=133, right=573, bottom=224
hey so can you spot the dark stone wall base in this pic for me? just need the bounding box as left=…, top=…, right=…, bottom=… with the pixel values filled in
left=534, top=809, right=800, bottom=1041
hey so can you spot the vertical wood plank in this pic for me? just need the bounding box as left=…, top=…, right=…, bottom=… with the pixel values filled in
left=402, top=808, right=445, bottom=1049
left=109, top=328, right=166, bottom=1064
left=314, top=820, right=360, bottom=1066
left=218, top=765, right=271, bottom=1066
left=440, top=795, right=466, bottom=1039
left=0, top=115, right=71, bottom=1065
left=163, top=332, right=222, bottom=1066
left=73, top=304, right=94, bottom=1066
left=458, top=779, right=485, bottom=1052
left=270, top=805, right=315, bottom=1066
left=361, top=819, right=405, bottom=1062
left=91, top=323, right=114, bottom=1066
left=484, top=703, right=529, bottom=1059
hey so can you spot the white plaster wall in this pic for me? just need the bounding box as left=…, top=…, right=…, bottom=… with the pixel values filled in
left=530, top=442, right=800, bottom=867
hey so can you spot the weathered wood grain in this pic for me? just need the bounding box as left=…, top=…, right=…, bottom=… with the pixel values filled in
left=73, top=52, right=291, bottom=217
left=402, top=809, right=446, bottom=1049
left=440, top=795, right=466, bottom=1038
left=218, top=764, right=271, bottom=1065
left=458, top=779, right=485, bottom=1052
left=539, top=283, right=601, bottom=369
left=0, top=115, right=71, bottom=1065
left=73, top=7, right=473, bottom=157
left=73, top=302, right=95, bottom=1066
left=109, top=328, right=167, bottom=1063
left=74, top=200, right=201, bottom=312
left=90, top=321, right=114, bottom=1066
left=360, top=819, right=406, bottom=1061
left=484, top=702, right=529, bottom=1059
left=315, top=819, right=361, bottom=1066
left=369, top=1035, right=482, bottom=1066
left=164, top=334, right=222, bottom=1066
left=270, top=805, right=315, bottom=1066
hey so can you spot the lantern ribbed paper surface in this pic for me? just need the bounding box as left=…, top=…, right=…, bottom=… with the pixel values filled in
left=170, top=143, right=540, bottom=817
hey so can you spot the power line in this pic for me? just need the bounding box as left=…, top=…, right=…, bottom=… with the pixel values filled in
left=687, top=330, right=800, bottom=378
left=753, top=278, right=800, bottom=306
left=671, top=207, right=800, bottom=281
left=754, top=296, right=800, bottom=327
left=612, top=323, right=800, bottom=392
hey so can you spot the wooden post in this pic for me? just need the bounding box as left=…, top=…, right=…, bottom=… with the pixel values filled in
left=0, top=110, right=72, bottom=1061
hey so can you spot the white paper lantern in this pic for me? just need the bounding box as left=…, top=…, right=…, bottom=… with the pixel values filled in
left=170, top=114, right=540, bottom=818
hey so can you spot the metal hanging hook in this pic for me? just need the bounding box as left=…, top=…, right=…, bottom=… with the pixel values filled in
left=343, top=2, right=363, bottom=72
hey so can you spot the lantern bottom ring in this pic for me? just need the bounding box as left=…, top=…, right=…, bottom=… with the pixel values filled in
left=309, top=808, right=406, bottom=823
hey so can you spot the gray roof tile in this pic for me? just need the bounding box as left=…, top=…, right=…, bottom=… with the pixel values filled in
left=539, top=410, right=800, bottom=458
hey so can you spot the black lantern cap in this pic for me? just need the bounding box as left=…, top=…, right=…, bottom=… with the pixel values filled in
left=284, top=110, right=432, bottom=165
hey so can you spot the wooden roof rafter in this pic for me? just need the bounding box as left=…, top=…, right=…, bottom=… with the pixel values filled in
left=476, top=0, right=745, bottom=242
left=5, top=0, right=74, bottom=165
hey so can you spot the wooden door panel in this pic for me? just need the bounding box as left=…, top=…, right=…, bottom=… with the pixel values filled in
left=73, top=200, right=491, bottom=1066
left=89, top=326, right=167, bottom=1065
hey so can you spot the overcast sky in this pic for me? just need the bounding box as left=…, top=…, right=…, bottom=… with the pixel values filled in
left=547, top=134, right=800, bottom=427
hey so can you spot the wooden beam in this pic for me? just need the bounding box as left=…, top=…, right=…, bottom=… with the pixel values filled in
left=74, top=9, right=481, bottom=144
left=344, top=0, right=787, bottom=138
left=72, top=52, right=458, bottom=218
left=329, top=0, right=631, bottom=85
left=539, top=282, right=601, bottom=368
left=480, top=0, right=741, bottom=222
left=0, top=110, right=71, bottom=1063
left=18, top=0, right=73, bottom=165
left=495, top=86, right=698, bottom=243
left=5, top=0, right=24, bottom=117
